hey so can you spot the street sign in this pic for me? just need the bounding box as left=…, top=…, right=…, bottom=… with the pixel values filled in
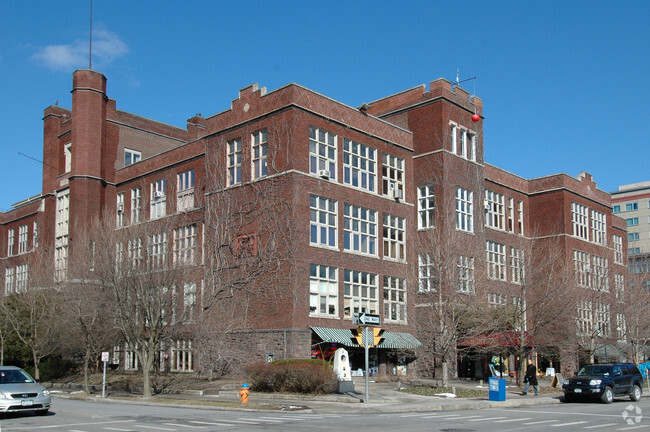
left=355, top=312, right=380, bottom=326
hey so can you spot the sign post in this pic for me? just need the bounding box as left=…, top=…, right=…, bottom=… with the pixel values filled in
left=101, top=351, right=109, bottom=398
left=352, top=313, right=381, bottom=403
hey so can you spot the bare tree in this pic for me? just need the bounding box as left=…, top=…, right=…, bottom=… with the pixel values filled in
left=619, top=262, right=650, bottom=364
left=89, top=212, right=194, bottom=397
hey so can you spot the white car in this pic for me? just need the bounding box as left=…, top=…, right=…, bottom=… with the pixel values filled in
left=0, top=366, right=51, bottom=416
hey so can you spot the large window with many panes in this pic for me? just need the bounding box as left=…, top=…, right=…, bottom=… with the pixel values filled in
left=510, top=247, right=525, bottom=284
left=382, top=214, right=405, bottom=261
left=343, top=269, right=378, bottom=318
left=174, top=225, right=197, bottom=265
left=309, top=127, right=336, bottom=179
left=573, top=250, right=591, bottom=288
left=613, top=235, right=623, bottom=264
left=148, top=233, right=167, bottom=269
left=455, top=187, right=474, bottom=233
left=457, top=255, right=474, bottom=293
left=343, top=139, right=376, bottom=192
left=382, top=153, right=404, bottom=198
left=177, top=170, right=195, bottom=212
left=16, top=264, right=28, bottom=292
left=309, top=264, right=338, bottom=317
left=310, top=195, right=337, bottom=248
left=418, top=185, right=435, bottom=229
left=343, top=204, right=377, bottom=256
left=116, top=193, right=125, bottom=227
left=131, top=188, right=141, bottom=224
left=18, top=225, right=28, bottom=254
left=590, top=210, right=606, bottom=245
left=485, top=190, right=505, bottom=230
left=486, top=241, right=506, bottom=280
left=592, top=255, right=609, bottom=292
left=251, top=130, right=268, bottom=180
left=571, top=202, right=589, bottom=240
left=227, top=139, right=242, bottom=186
left=383, top=276, right=406, bottom=323
left=150, top=179, right=167, bottom=220
left=418, top=253, right=436, bottom=292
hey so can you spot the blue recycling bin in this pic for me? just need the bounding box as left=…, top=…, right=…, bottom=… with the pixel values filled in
left=488, top=377, right=506, bottom=401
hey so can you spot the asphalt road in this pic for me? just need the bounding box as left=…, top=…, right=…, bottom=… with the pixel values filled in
left=0, top=396, right=647, bottom=432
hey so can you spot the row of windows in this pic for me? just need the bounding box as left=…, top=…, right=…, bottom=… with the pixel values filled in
left=5, top=223, right=38, bottom=257
left=571, top=202, right=607, bottom=245
left=573, top=250, right=609, bottom=292
left=613, top=201, right=650, bottom=213
left=227, top=130, right=268, bottom=186
left=309, top=127, right=405, bottom=198
left=309, top=264, right=406, bottom=323
left=418, top=254, right=475, bottom=294
left=576, top=300, right=611, bottom=337
left=486, top=242, right=525, bottom=284
left=117, top=170, right=195, bottom=228
left=310, top=195, right=405, bottom=261
left=4, top=264, right=28, bottom=295
left=116, top=224, right=198, bottom=270
left=115, top=339, right=194, bottom=372
left=484, top=190, right=524, bottom=235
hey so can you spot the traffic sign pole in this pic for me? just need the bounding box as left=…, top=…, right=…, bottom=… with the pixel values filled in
left=364, top=325, right=369, bottom=403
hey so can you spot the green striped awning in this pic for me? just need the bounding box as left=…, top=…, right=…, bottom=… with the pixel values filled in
left=311, top=327, right=421, bottom=349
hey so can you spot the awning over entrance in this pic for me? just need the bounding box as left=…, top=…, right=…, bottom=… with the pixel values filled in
left=311, top=327, right=421, bottom=349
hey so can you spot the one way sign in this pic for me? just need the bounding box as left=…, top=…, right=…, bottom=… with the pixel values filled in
left=353, top=312, right=380, bottom=326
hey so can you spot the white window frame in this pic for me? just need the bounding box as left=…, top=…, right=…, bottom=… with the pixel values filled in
left=486, top=241, right=506, bottom=281
left=124, top=148, right=141, bottom=166
left=517, top=200, right=524, bottom=235
left=18, top=225, right=28, bottom=254
left=383, top=276, right=407, bottom=323
left=128, top=238, right=143, bottom=269
left=457, top=255, right=475, bottom=293
left=343, top=204, right=377, bottom=256
left=131, top=187, right=141, bottom=224
left=251, top=130, right=268, bottom=180
left=488, top=293, right=508, bottom=307
left=343, top=269, right=378, bottom=318
left=450, top=124, right=457, bottom=154
left=310, top=195, right=337, bottom=248
left=309, top=126, right=337, bottom=179
left=417, top=185, right=435, bottom=229
left=571, top=202, right=589, bottom=240
left=55, top=189, right=70, bottom=282
left=116, top=193, right=125, bottom=227
left=33, top=222, right=38, bottom=248
left=616, top=313, right=627, bottom=341
left=418, top=253, right=436, bottom=292
left=382, top=153, right=404, bottom=198
left=7, top=229, right=14, bottom=257
left=15, top=264, right=28, bottom=292
left=5, top=268, right=15, bottom=295
left=64, top=143, right=72, bottom=173
left=510, top=247, right=525, bottom=284
left=343, top=139, right=376, bottom=192
left=148, top=232, right=167, bottom=269
left=150, top=179, right=167, bottom=220
left=613, top=235, right=623, bottom=264
left=183, top=282, right=196, bottom=323
left=455, top=187, right=474, bottom=233
left=615, top=273, right=624, bottom=302
left=594, top=302, right=611, bottom=337
left=573, top=250, right=591, bottom=288
left=170, top=340, right=193, bottom=372
left=592, top=255, right=609, bottom=292
left=177, top=170, right=195, bottom=212
left=590, top=210, right=606, bottom=245
left=227, top=139, right=242, bottom=186
left=174, top=225, right=197, bottom=265
left=485, top=190, right=505, bottom=230
left=309, top=264, right=338, bottom=317
left=382, top=214, right=406, bottom=261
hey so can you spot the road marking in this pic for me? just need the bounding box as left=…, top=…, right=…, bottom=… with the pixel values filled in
left=522, top=419, right=560, bottom=425
left=616, top=426, right=650, bottom=431
left=188, top=421, right=232, bottom=426
left=583, top=424, right=620, bottom=429
left=0, top=420, right=137, bottom=430
left=468, top=417, right=507, bottom=422
left=239, top=417, right=283, bottom=423
left=163, top=423, right=206, bottom=428
left=104, top=428, right=138, bottom=431
left=551, top=421, right=589, bottom=427
left=495, top=418, right=532, bottom=423
left=421, top=414, right=462, bottom=418
left=136, top=425, right=178, bottom=431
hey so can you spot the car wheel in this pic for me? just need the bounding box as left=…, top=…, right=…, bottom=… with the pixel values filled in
left=630, top=385, right=642, bottom=402
left=601, top=387, right=614, bottom=404
left=35, top=409, right=49, bottom=416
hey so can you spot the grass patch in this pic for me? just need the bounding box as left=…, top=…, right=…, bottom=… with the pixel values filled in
left=402, top=386, right=488, bottom=398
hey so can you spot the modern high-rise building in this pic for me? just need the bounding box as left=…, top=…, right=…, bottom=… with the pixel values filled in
left=0, top=69, right=631, bottom=378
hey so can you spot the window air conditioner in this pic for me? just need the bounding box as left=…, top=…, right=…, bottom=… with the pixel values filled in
left=318, top=170, right=331, bottom=179
left=153, top=191, right=164, bottom=198
left=484, top=199, right=490, bottom=210
left=116, top=203, right=124, bottom=213
left=390, top=189, right=403, bottom=201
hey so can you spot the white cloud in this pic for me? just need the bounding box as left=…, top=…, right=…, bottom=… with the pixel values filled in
left=31, top=27, right=128, bottom=71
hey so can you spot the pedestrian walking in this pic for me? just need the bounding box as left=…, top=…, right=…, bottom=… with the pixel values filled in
left=522, top=359, right=539, bottom=395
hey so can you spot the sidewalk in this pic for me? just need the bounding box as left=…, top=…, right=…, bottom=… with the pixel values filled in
left=48, top=377, right=567, bottom=414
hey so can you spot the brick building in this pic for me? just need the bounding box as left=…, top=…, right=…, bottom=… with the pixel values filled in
left=0, top=69, right=629, bottom=378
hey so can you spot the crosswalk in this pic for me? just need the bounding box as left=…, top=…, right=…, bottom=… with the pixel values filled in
left=2, top=413, right=343, bottom=432
left=391, top=412, right=648, bottom=430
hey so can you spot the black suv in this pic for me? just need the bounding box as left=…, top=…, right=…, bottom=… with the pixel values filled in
left=563, top=363, right=644, bottom=403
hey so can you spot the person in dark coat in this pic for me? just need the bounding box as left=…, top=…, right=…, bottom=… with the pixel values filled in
left=522, top=358, right=539, bottom=395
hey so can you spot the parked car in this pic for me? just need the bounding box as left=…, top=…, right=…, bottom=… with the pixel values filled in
left=562, top=363, right=644, bottom=404
left=0, top=366, right=51, bottom=416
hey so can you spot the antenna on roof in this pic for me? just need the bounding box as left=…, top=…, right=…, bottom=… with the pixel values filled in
left=89, top=0, right=93, bottom=69
left=451, top=71, right=480, bottom=123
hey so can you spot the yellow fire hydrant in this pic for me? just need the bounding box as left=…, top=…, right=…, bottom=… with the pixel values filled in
left=239, top=383, right=250, bottom=404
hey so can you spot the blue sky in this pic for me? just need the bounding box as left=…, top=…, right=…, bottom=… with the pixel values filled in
left=1, top=1, right=649, bottom=210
